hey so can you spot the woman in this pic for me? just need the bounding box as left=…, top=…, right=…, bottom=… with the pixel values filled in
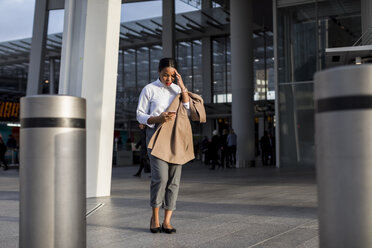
left=137, top=58, right=205, bottom=234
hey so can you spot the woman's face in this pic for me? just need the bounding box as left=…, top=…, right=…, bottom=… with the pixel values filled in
left=159, top=67, right=176, bottom=87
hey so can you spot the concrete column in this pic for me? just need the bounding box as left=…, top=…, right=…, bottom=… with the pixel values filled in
left=201, top=0, right=212, bottom=103
left=361, top=0, right=372, bottom=45
left=273, top=0, right=280, bottom=168
left=26, top=0, right=49, bottom=95
left=59, top=0, right=86, bottom=96
left=230, top=0, right=255, bottom=167
left=59, top=0, right=122, bottom=197
left=162, top=0, right=175, bottom=58
left=49, top=59, right=55, bottom=94
left=202, top=37, right=212, bottom=103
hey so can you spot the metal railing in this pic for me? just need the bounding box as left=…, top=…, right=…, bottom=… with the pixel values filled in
left=353, top=27, right=372, bottom=46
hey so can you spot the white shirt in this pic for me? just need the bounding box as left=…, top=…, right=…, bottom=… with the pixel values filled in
left=136, top=79, right=190, bottom=128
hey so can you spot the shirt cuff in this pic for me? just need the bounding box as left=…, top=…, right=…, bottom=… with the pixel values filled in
left=138, top=114, right=155, bottom=129
left=144, top=116, right=155, bottom=129
left=182, top=101, right=190, bottom=109
left=183, top=101, right=190, bottom=116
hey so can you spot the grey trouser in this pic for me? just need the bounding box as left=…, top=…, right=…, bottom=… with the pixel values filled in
left=147, top=127, right=183, bottom=211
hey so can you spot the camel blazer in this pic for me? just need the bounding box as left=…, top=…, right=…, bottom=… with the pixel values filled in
left=148, top=92, right=206, bottom=165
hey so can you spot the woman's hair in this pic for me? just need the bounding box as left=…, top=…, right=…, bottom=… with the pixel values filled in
left=158, top=58, right=177, bottom=72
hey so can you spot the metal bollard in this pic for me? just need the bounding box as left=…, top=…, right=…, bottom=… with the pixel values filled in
left=20, top=95, right=86, bottom=248
left=315, top=65, right=372, bottom=248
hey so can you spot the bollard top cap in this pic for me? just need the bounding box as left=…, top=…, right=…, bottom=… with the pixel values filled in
left=20, top=95, right=86, bottom=119
left=314, top=64, right=372, bottom=100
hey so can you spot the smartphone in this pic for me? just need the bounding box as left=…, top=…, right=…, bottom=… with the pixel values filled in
left=173, top=74, right=178, bottom=84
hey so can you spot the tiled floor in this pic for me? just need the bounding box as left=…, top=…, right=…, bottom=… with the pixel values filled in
left=0, top=161, right=319, bottom=248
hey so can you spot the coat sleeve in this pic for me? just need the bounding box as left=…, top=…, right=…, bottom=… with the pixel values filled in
left=189, top=92, right=206, bottom=123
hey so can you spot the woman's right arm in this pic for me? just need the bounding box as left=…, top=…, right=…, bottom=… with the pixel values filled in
left=137, top=87, right=176, bottom=127
left=137, top=87, right=154, bottom=128
left=147, top=112, right=176, bottom=124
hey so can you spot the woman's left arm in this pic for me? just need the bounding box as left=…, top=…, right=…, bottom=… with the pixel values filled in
left=175, top=70, right=190, bottom=103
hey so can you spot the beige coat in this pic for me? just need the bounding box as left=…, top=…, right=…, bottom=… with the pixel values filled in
left=148, top=92, right=206, bottom=165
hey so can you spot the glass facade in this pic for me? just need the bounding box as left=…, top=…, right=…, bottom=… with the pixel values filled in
left=0, top=2, right=363, bottom=168
left=212, top=34, right=275, bottom=103
left=137, top=47, right=150, bottom=89
left=212, top=37, right=230, bottom=103
left=276, top=0, right=361, bottom=166
left=192, top=40, right=203, bottom=94
left=116, top=45, right=164, bottom=130
left=177, top=42, right=193, bottom=90
left=278, top=82, right=314, bottom=166
left=176, top=40, right=202, bottom=94
left=150, top=46, right=163, bottom=80
left=115, top=41, right=203, bottom=130
left=253, top=31, right=274, bottom=101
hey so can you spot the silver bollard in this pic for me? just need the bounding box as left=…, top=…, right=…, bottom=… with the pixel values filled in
left=315, top=65, right=372, bottom=248
left=20, top=95, right=86, bottom=248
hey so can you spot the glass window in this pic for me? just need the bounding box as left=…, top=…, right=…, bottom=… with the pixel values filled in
left=277, top=1, right=361, bottom=83
left=116, top=49, right=137, bottom=122
left=277, top=5, right=317, bottom=83
left=150, top=45, right=162, bottom=80
left=278, top=82, right=314, bottom=166
left=117, top=51, right=124, bottom=93
left=212, top=36, right=231, bottom=103
left=253, top=31, right=274, bottom=101
left=276, top=0, right=361, bottom=167
left=137, top=47, right=149, bottom=89
left=177, top=42, right=192, bottom=89
left=193, top=40, right=202, bottom=95
left=124, top=49, right=136, bottom=88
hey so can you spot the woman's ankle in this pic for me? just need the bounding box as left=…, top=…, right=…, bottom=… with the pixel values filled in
left=151, top=216, right=160, bottom=227
left=162, top=222, right=172, bottom=228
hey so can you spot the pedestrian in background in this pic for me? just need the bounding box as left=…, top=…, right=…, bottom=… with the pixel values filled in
left=220, top=129, right=229, bottom=168
left=227, top=129, right=237, bottom=167
left=260, top=131, right=273, bottom=166
left=7, top=134, right=18, bottom=164
left=201, top=136, right=210, bottom=164
left=0, top=136, right=8, bottom=170
left=209, top=130, right=221, bottom=170
left=133, top=124, right=150, bottom=177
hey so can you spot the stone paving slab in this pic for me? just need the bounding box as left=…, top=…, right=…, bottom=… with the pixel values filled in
left=0, top=161, right=319, bottom=248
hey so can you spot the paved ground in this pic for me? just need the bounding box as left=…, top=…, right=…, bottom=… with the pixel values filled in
left=0, top=161, right=319, bottom=248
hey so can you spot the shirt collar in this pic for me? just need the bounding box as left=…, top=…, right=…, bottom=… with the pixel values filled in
left=155, top=78, right=179, bottom=91
left=154, top=78, right=164, bottom=87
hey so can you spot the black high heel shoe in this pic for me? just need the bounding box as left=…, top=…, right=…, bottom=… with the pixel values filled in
left=161, top=224, right=176, bottom=234
left=150, top=218, right=161, bottom=233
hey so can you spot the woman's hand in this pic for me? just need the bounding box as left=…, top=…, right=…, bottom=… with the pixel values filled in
left=175, top=70, right=190, bottom=103
left=147, top=112, right=176, bottom=124
left=174, top=70, right=186, bottom=90
left=159, top=112, right=176, bottom=123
